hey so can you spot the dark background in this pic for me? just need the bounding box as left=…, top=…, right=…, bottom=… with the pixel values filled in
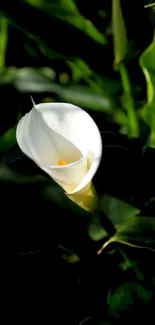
left=0, top=0, right=155, bottom=323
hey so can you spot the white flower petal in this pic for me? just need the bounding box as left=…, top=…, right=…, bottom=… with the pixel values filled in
left=17, top=107, right=82, bottom=165
left=42, top=155, right=88, bottom=193
left=16, top=102, right=102, bottom=194
left=35, top=103, right=101, bottom=158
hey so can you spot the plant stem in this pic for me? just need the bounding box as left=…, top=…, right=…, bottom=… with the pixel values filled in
left=120, top=63, right=139, bottom=138
left=0, top=16, right=8, bottom=74
left=144, top=3, right=155, bottom=8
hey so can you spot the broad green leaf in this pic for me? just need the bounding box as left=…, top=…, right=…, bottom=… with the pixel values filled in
left=89, top=195, right=139, bottom=241
left=13, top=67, right=57, bottom=93
left=101, top=195, right=140, bottom=227
left=3, top=66, right=60, bottom=92
left=58, top=86, right=114, bottom=113
left=59, top=86, right=128, bottom=125
left=114, top=216, right=155, bottom=250
left=26, top=0, right=107, bottom=45
left=0, top=126, right=16, bottom=152
left=4, top=66, right=127, bottom=125
left=99, top=216, right=155, bottom=252
left=8, top=67, right=119, bottom=114
left=108, top=282, right=152, bottom=315
left=139, top=34, right=155, bottom=147
left=112, top=0, right=127, bottom=68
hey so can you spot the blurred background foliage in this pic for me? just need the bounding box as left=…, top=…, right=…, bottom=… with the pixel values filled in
left=1, top=0, right=155, bottom=324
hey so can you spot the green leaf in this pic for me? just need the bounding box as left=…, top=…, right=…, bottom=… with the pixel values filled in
left=26, top=0, right=107, bottom=45
left=89, top=195, right=139, bottom=241
left=113, top=216, right=155, bottom=250
left=88, top=222, right=108, bottom=241
left=100, top=216, right=155, bottom=252
left=97, top=198, right=155, bottom=253
left=0, top=126, right=16, bottom=152
left=112, top=0, right=127, bottom=68
left=139, top=34, right=155, bottom=147
left=101, top=195, right=140, bottom=227
left=67, top=58, right=92, bottom=83
left=67, top=58, right=122, bottom=95
left=8, top=67, right=118, bottom=114
left=94, top=75, right=121, bottom=97
left=13, top=67, right=57, bottom=93
left=5, top=66, right=127, bottom=125
left=108, top=282, right=152, bottom=315
left=58, top=86, right=114, bottom=113
left=58, top=86, right=127, bottom=124
left=0, top=1, right=105, bottom=66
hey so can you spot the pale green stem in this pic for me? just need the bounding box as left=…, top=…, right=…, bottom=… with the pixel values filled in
left=120, top=63, right=140, bottom=138
left=0, top=16, right=8, bottom=74
left=144, top=3, right=155, bottom=8
left=151, top=115, right=155, bottom=147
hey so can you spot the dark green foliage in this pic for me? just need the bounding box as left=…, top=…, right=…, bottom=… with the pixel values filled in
left=1, top=0, right=155, bottom=324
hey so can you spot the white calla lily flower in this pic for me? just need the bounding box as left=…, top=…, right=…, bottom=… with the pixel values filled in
left=16, top=102, right=102, bottom=211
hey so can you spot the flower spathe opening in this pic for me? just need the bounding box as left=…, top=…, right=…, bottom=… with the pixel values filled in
left=58, top=159, right=68, bottom=166
left=16, top=102, right=102, bottom=197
